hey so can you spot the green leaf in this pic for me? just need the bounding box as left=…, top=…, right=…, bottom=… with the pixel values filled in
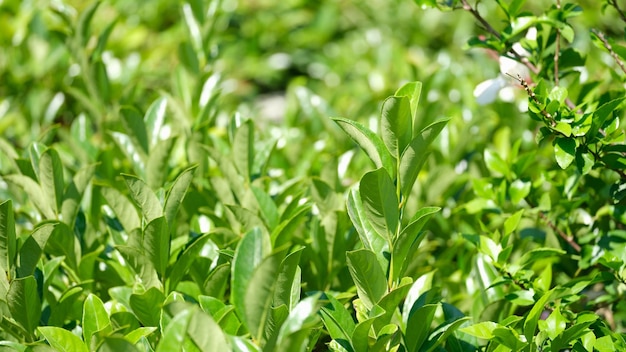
left=538, top=306, right=566, bottom=340
left=588, top=98, right=626, bottom=140
left=233, top=119, right=254, bottom=182
left=332, top=117, right=395, bottom=173
left=129, top=287, right=166, bottom=327
left=0, top=200, right=16, bottom=278
left=518, top=248, right=565, bottom=268
left=484, top=149, right=509, bottom=176
left=380, top=96, right=412, bottom=159
left=76, top=1, right=100, bottom=46
left=346, top=249, right=387, bottom=310
left=8, top=276, right=41, bottom=337
left=116, top=245, right=161, bottom=290
left=92, top=17, right=118, bottom=60
left=405, top=304, right=439, bottom=352
left=109, top=131, right=146, bottom=177
left=251, top=186, right=280, bottom=230
left=554, top=138, right=576, bottom=169
left=225, top=204, right=267, bottom=233
left=359, top=168, right=398, bottom=240
left=508, top=0, right=526, bottom=16
left=374, top=278, right=413, bottom=332
left=167, top=232, right=213, bottom=292
left=155, top=307, right=192, bottom=352
left=231, top=228, right=271, bottom=333
left=83, top=294, right=111, bottom=347
left=124, top=327, right=157, bottom=344
left=145, top=97, right=168, bottom=149
left=243, top=250, right=284, bottom=342
left=100, top=187, right=141, bottom=232
left=399, top=118, right=448, bottom=199
left=38, top=327, right=89, bottom=352
left=549, top=87, right=568, bottom=105
left=3, top=175, right=54, bottom=219
left=121, top=106, right=150, bottom=155
left=163, top=165, right=197, bottom=230
left=551, top=314, right=597, bottom=350
left=523, top=288, right=555, bottom=341
left=352, top=315, right=379, bottom=352
left=395, top=81, right=422, bottom=124
left=594, top=336, right=615, bottom=352
left=17, top=223, right=55, bottom=278
left=275, top=295, right=321, bottom=352
left=504, top=209, right=524, bottom=236
left=460, top=321, right=499, bottom=339
left=422, top=316, right=471, bottom=352
left=47, top=222, right=80, bottom=272
left=146, top=137, right=175, bottom=189
left=187, top=310, right=230, bottom=351
left=38, top=148, right=64, bottom=216
left=61, top=164, right=95, bottom=227
left=553, top=122, right=572, bottom=137
left=346, top=189, right=389, bottom=273
left=143, top=217, right=170, bottom=279
left=97, top=336, right=140, bottom=352
left=392, top=207, right=439, bottom=282
left=274, top=248, right=303, bottom=311
left=320, top=294, right=356, bottom=346
left=123, top=174, right=163, bottom=222
left=402, top=272, right=434, bottom=325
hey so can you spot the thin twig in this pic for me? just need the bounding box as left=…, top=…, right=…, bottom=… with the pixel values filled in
left=460, top=0, right=540, bottom=75
left=538, top=212, right=582, bottom=252
left=506, top=73, right=556, bottom=126
left=609, top=0, right=626, bottom=24
left=592, top=29, right=626, bottom=75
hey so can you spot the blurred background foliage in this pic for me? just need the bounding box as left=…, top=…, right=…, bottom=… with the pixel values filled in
left=2, top=0, right=626, bottom=336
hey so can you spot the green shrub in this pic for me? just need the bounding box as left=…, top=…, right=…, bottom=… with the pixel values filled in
left=1, top=0, right=626, bottom=351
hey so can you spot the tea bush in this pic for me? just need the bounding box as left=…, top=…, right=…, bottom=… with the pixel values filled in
left=1, top=0, right=626, bottom=351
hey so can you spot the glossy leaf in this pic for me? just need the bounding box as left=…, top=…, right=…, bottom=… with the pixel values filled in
left=163, top=165, right=197, bottom=230
left=129, top=287, right=166, bottom=327
left=143, top=216, right=170, bottom=278
left=83, top=294, right=111, bottom=347
left=0, top=200, right=16, bottom=278
left=275, top=295, right=321, bottom=352
left=187, top=308, right=230, bottom=351
left=523, top=288, right=555, bottom=341
left=243, top=250, right=284, bottom=341
left=346, top=188, right=389, bottom=272
left=399, top=118, right=449, bottom=198
left=231, top=228, right=271, bottom=334
left=123, top=174, right=163, bottom=222
left=3, top=175, right=54, bottom=219
left=121, top=106, right=150, bottom=154
left=332, top=117, right=395, bottom=173
left=346, top=249, right=387, bottom=310
left=101, top=187, right=141, bottom=232
left=38, top=148, right=64, bottom=216
left=554, top=138, right=576, bottom=169
left=7, top=276, right=41, bottom=337
left=395, top=81, right=422, bottom=126
left=61, top=164, right=95, bottom=227
left=233, top=119, right=254, bottom=182
left=146, top=137, right=175, bottom=189
left=145, top=96, right=168, bottom=149
left=380, top=96, right=412, bottom=159
left=155, top=308, right=192, bottom=352
left=320, top=294, right=356, bottom=346
left=39, top=327, right=89, bottom=352
left=359, top=168, right=398, bottom=240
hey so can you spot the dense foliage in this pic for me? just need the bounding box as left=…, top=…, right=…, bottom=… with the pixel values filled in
left=2, top=0, right=626, bottom=350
